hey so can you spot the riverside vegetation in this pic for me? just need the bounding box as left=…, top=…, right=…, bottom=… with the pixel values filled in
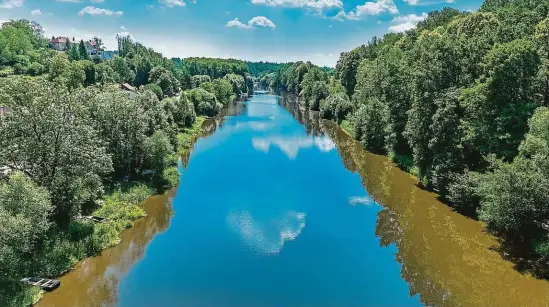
left=0, top=20, right=262, bottom=306
left=263, top=0, right=549, bottom=278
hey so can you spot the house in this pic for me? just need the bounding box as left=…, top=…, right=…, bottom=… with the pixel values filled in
left=84, top=40, right=101, bottom=56
left=120, top=83, right=136, bottom=92
left=50, top=37, right=71, bottom=51
left=99, top=50, right=118, bottom=60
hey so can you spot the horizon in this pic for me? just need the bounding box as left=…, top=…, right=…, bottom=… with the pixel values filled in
left=1, top=0, right=483, bottom=67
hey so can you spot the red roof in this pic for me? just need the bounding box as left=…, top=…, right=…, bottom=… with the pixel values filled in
left=50, top=37, right=70, bottom=43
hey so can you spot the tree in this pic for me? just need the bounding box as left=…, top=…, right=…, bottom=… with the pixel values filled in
left=78, top=40, right=89, bottom=60
left=461, top=39, right=540, bottom=160
left=186, top=87, right=221, bottom=116
left=353, top=98, right=390, bottom=154
left=335, top=48, right=363, bottom=97
left=319, top=92, right=353, bottom=123
left=191, top=75, right=211, bottom=88
left=535, top=17, right=549, bottom=105
left=86, top=87, right=149, bottom=179
left=0, top=78, right=112, bottom=224
left=0, top=172, right=52, bottom=305
left=428, top=89, right=465, bottom=195
left=68, top=44, right=80, bottom=61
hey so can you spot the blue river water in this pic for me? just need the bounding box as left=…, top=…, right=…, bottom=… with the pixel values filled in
left=116, top=94, right=422, bottom=307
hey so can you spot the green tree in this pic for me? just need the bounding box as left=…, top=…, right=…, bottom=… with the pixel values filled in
left=353, top=98, right=390, bottom=154
left=461, top=39, right=540, bottom=160
left=319, top=92, right=353, bottom=123
left=78, top=40, right=89, bottom=60
left=0, top=78, right=112, bottom=224
left=0, top=172, right=52, bottom=307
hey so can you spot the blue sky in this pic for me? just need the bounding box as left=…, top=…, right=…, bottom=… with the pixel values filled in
left=0, top=0, right=483, bottom=66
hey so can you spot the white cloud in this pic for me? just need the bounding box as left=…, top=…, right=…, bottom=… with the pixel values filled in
left=30, top=9, right=42, bottom=15
left=120, top=25, right=127, bottom=31
left=226, top=16, right=276, bottom=29
left=91, top=0, right=104, bottom=3
left=334, top=0, right=398, bottom=20
left=251, top=0, right=343, bottom=14
left=403, top=0, right=454, bottom=5
left=56, top=0, right=83, bottom=2
left=78, top=6, right=123, bottom=16
left=388, top=12, right=427, bottom=33
left=0, top=0, right=24, bottom=9
left=159, top=0, right=196, bottom=8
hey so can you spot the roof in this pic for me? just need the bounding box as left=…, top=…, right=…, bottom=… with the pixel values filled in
left=50, top=37, right=69, bottom=43
left=120, top=83, right=136, bottom=92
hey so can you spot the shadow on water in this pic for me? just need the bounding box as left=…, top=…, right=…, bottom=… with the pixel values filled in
left=280, top=95, right=549, bottom=307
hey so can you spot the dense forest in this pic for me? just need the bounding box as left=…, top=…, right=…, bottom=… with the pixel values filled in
left=269, top=0, right=549, bottom=276
left=0, top=20, right=255, bottom=306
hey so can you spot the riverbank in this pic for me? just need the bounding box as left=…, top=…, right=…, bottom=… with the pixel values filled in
left=25, top=116, right=206, bottom=306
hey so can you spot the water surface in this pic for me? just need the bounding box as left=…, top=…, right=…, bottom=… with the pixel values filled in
left=39, top=94, right=549, bottom=307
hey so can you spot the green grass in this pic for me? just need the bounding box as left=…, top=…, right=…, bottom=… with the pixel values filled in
left=177, top=116, right=206, bottom=155
left=340, top=119, right=354, bottom=136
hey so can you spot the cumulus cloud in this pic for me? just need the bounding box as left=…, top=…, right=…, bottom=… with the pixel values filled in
left=388, top=12, right=427, bottom=33
left=403, top=0, right=454, bottom=5
left=226, top=16, right=276, bottom=29
left=334, top=0, right=398, bottom=20
left=251, top=0, right=342, bottom=15
left=0, top=0, right=24, bottom=9
left=159, top=0, right=196, bottom=8
left=78, top=6, right=123, bottom=16
left=31, top=9, right=42, bottom=15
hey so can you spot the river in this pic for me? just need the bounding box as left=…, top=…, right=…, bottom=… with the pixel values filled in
left=38, top=94, right=549, bottom=307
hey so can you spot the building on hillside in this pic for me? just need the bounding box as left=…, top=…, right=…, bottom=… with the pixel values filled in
left=84, top=40, right=101, bottom=56
left=120, top=83, right=136, bottom=92
left=100, top=50, right=118, bottom=60
left=50, top=37, right=71, bottom=51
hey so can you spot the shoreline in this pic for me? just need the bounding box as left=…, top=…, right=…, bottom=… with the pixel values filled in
left=31, top=116, right=207, bottom=306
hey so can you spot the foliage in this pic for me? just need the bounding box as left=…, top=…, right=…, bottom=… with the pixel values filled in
left=352, top=98, right=390, bottom=154
left=246, top=61, right=282, bottom=77
left=319, top=92, right=353, bottom=123
left=186, top=87, right=221, bottom=116
left=0, top=78, right=112, bottom=223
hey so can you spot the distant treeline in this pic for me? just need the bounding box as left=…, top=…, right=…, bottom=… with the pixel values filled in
left=271, top=0, right=549, bottom=276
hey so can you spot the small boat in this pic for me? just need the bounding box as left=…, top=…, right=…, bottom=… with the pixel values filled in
left=21, top=277, right=60, bottom=291
left=76, top=215, right=108, bottom=223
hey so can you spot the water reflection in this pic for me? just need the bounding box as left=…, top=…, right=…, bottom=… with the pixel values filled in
left=280, top=96, right=549, bottom=307
left=36, top=192, right=175, bottom=307
left=227, top=210, right=306, bottom=255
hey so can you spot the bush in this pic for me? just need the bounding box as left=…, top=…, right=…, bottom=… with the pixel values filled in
left=143, top=83, right=164, bottom=100
left=27, top=62, right=45, bottom=76
left=320, top=92, right=353, bottom=123
left=352, top=98, right=389, bottom=154
left=186, top=88, right=220, bottom=116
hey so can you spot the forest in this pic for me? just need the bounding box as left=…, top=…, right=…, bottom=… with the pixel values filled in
left=267, top=0, right=549, bottom=277
left=0, top=20, right=265, bottom=306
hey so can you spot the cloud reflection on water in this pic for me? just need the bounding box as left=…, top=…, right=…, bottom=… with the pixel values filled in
left=252, top=135, right=335, bottom=159
left=227, top=210, right=306, bottom=255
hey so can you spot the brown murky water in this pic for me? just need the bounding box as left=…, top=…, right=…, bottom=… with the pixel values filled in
left=286, top=97, right=549, bottom=307
left=39, top=97, right=549, bottom=307
left=36, top=192, right=175, bottom=307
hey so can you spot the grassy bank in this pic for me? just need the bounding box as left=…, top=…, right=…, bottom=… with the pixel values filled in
left=178, top=116, right=206, bottom=155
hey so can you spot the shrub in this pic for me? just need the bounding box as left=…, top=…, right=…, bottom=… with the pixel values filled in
left=143, top=83, right=164, bottom=100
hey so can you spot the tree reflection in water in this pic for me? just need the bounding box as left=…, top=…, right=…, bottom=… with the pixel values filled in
left=280, top=95, right=549, bottom=307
